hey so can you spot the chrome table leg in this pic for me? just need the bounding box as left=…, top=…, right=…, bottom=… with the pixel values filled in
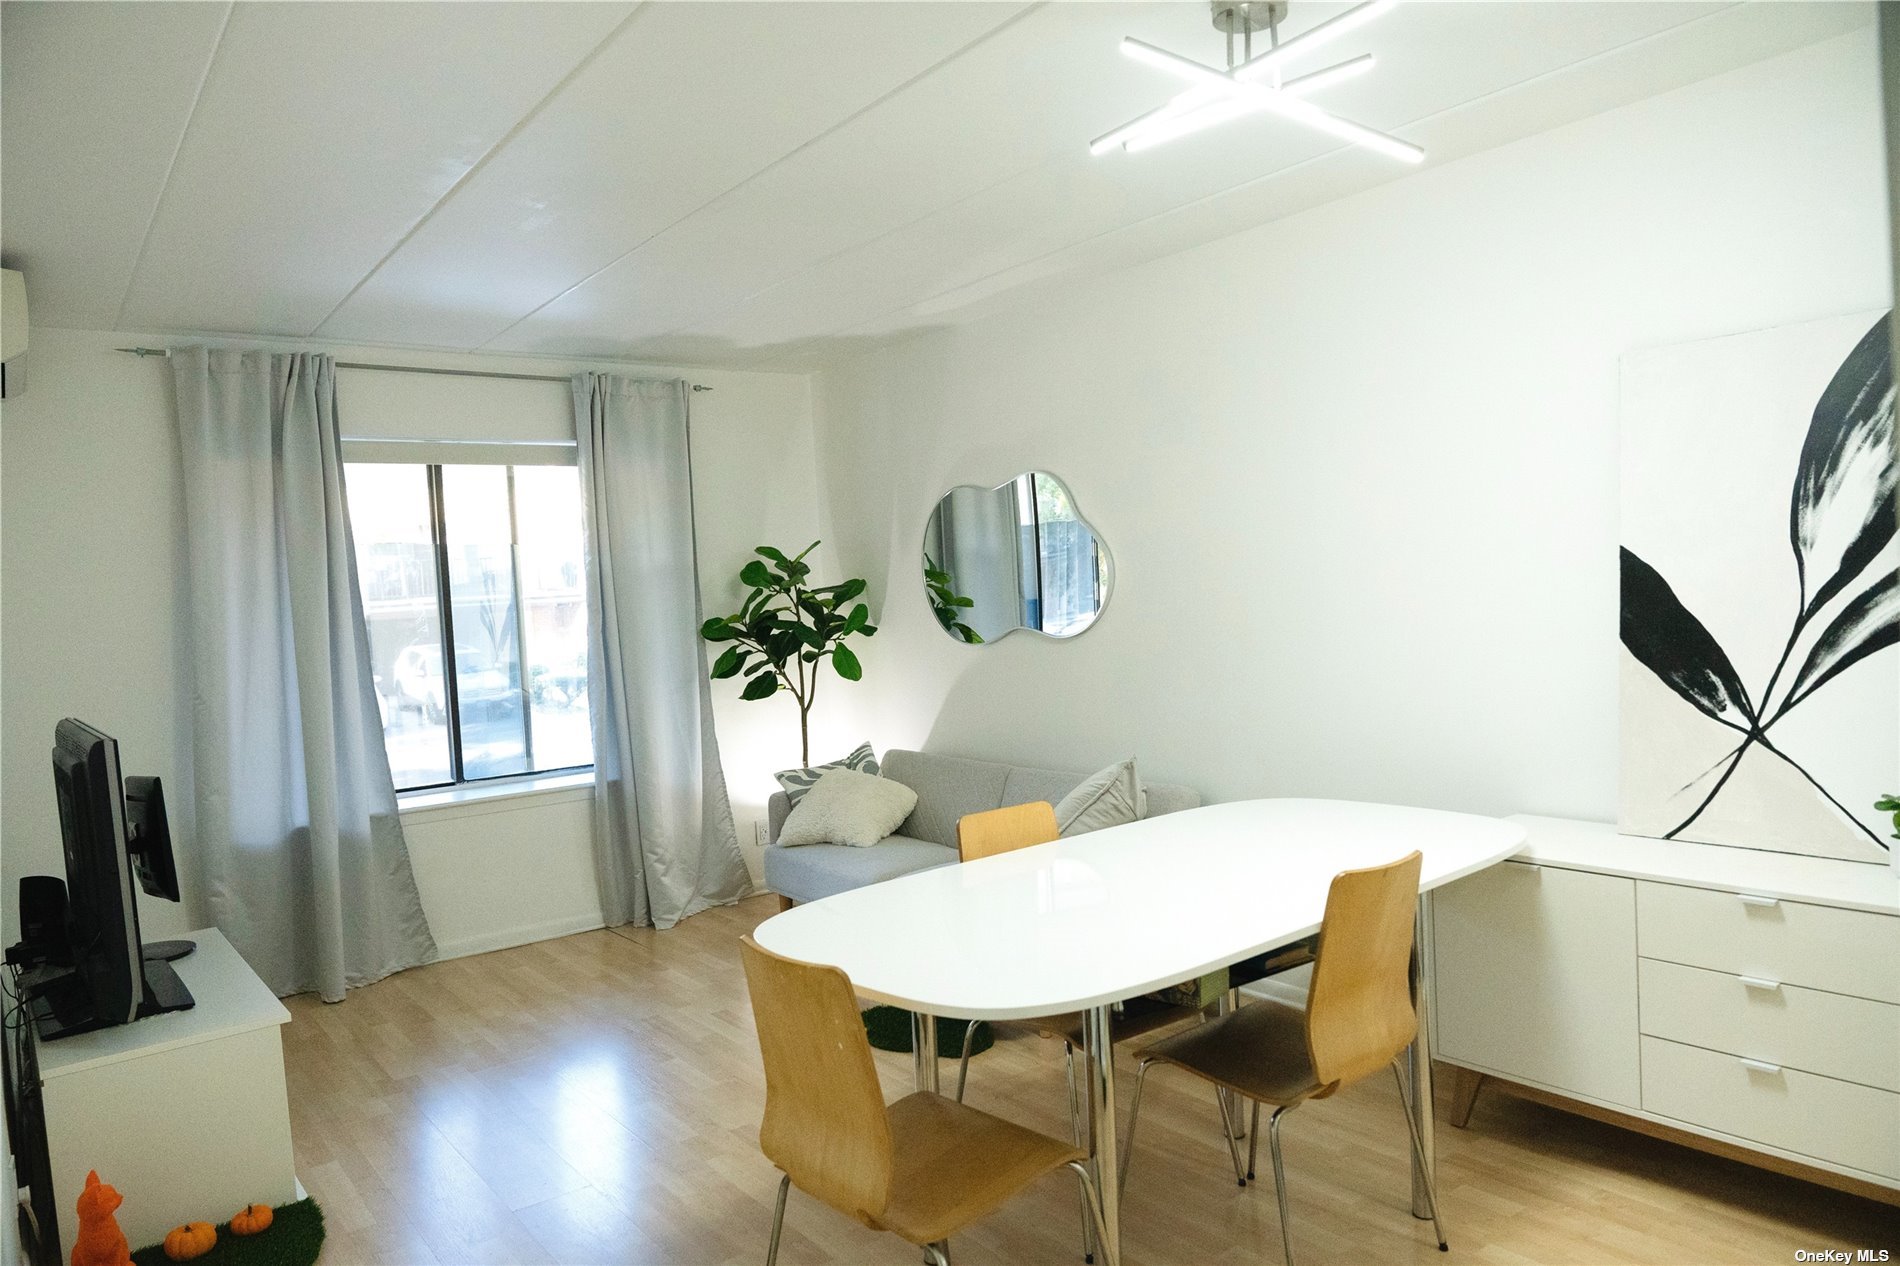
left=913, top=1011, right=939, bottom=1094
left=1082, top=1005, right=1122, bottom=1266
left=1407, top=894, right=1436, bottom=1220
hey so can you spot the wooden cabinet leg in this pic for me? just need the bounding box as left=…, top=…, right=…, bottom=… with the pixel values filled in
left=1447, top=1065, right=1485, bottom=1128
left=776, top=895, right=794, bottom=913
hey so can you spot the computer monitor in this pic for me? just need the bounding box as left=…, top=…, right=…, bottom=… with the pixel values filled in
left=32, top=720, right=193, bottom=1040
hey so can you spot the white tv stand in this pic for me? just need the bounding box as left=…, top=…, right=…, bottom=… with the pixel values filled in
left=1432, top=815, right=1899, bottom=1205
left=35, top=928, right=297, bottom=1260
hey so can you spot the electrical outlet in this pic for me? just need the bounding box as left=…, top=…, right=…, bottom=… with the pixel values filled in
left=753, top=819, right=769, bottom=848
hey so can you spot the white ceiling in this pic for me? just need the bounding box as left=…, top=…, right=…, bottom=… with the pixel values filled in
left=1, top=1, right=1873, bottom=369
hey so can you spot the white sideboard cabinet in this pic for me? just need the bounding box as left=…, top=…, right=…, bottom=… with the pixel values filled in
left=36, top=928, right=298, bottom=1261
left=1432, top=815, right=1899, bottom=1205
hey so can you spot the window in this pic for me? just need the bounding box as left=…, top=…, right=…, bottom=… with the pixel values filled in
left=345, top=461, right=593, bottom=792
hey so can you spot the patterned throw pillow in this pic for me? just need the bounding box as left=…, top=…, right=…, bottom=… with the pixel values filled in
left=775, top=742, right=880, bottom=806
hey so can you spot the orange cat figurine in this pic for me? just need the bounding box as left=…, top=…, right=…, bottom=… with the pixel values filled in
left=70, top=1171, right=132, bottom=1266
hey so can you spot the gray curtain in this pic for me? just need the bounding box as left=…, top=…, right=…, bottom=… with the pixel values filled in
left=171, top=347, right=436, bottom=1000
left=572, top=374, right=747, bottom=928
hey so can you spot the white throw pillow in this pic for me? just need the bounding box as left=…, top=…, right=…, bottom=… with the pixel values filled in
left=776, top=768, right=920, bottom=849
left=1055, top=758, right=1147, bottom=837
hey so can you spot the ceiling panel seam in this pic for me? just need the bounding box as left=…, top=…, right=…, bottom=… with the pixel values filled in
left=475, top=1, right=1045, bottom=352
left=768, top=0, right=1759, bottom=361
left=306, top=2, right=652, bottom=340
left=110, top=0, right=236, bottom=331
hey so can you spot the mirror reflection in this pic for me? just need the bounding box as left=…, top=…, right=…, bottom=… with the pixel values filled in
left=922, top=471, right=1112, bottom=644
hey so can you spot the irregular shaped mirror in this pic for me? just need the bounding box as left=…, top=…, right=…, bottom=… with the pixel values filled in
left=923, top=472, right=1112, bottom=644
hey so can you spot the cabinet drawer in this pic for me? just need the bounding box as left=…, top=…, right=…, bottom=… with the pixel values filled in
left=1434, top=861, right=1639, bottom=1108
left=1636, top=881, right=1900, bottom=1003
left=1639, top=959, right=1900, bottom=1092
left=1641, top=1036, right=1900, bottom=1180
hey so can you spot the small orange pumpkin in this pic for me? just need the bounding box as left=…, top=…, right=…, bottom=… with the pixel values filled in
left=228, top=1203, right=273, bottom=1236
left=162, top=1221, right=216, bottom=1262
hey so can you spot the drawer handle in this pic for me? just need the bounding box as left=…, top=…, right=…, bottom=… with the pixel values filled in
left=1738, top=976, right=1782, bottom=991
left=1737, top=893, right=1780, bottom=909
left=1738, top=1057, right=1783, bottom=1075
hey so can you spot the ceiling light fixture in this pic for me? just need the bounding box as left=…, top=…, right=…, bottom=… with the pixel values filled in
left=1092, top=0, right=1422, bottom=163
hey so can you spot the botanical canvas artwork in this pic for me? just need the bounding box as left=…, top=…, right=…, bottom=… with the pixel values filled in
left=1619, top=310, right=1895, bottom=864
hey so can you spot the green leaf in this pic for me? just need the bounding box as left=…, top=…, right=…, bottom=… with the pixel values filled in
left=710, top=646, right=745, bottom=679
left=953, top=623, right=983, bottom=644
left=800, top=650, right=821, bottom=663
left=832, top=644, right=862, bottom=681
left=792, top=540, right=821, bottom=562
left=842, top=603, right=869, bottom=634
left=739, top=559, right=775, bottom=588
left=755, top=545, right=790, bottom=564
left=700, top=617, right=737, bottom=641
left=859, top=623, right=878, bottom=637
left=830, top=578, right=866, bottom=604
left=925, top=568, right=951, bottom=585
left=740, top=673, right=779, bottom=701
left=950, top=595, right=974, bottom=608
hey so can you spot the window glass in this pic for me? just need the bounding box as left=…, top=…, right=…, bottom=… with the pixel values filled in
left=344, top=463, right=453, bottom=789
left=514, top=466, right=592, bottom=771
left=345, top=460, right=594, bottom=792
left=441, top=466, right=530, bottom=781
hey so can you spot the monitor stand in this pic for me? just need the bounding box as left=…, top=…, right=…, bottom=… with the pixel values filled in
left=143, top=939, right=196, bottom=963
left=27, top=959, right=195, bottom=1042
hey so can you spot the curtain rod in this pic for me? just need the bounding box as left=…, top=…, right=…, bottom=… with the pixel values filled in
left=115, top=346, right=713, bottom=391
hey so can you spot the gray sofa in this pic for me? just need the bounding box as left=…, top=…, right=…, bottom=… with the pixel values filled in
left=762, top=748, right=1201, bottom=905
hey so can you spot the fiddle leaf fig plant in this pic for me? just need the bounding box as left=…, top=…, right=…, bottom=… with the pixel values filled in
left=924, top=552, right=982, bottom=645
left=700, top=540, right=876, bottom=766
left=1877, top=795, right=1900, bottom=843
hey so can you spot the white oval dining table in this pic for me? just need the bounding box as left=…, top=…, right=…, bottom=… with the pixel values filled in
left=753, top=797, right=1528, bottom=1266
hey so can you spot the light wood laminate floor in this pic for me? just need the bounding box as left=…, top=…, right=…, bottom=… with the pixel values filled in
left=284, top=896, right=1897, bottom=1265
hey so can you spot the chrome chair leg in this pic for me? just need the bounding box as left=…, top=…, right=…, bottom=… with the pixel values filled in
left=1216, top=1087, right=1248, bottom=1187
left=1247, top=1100, right=1261, bottom=1181
left=1118, top=1059, right=1153, bottom=1195
left=1267, top=1105, right=1297, bottom=1266
left=923, top=1242, right=951, bottom=1266
left=766, top=1173, right=790, bottom=1266
left=1066, top=1160, right=1117, bottom=1266
left=955, top=1020, right=979, bottom=1102
left=1067, top=1042, right=1097, bottom=1263
left=1392, top=1061, right=1449, bottom=1251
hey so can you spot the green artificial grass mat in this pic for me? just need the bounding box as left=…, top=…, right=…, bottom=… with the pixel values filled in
left=131, top=1198, right=324, bottom=1266
left=862, top=1004, right=993, bottom=1059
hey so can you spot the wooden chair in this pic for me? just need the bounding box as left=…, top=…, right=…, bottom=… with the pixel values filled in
left=739, top=934, right=1113, bottom=1266
left=1118, top=851, right=1445, bottom=1266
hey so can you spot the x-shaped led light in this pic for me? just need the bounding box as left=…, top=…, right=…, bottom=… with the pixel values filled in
left=1091, top=0, right=1422, bottom=163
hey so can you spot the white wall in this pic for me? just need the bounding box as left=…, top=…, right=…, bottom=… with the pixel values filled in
left=811, top=32, right=1893, bottom=821
left=0, top=327, right=827, bottom=949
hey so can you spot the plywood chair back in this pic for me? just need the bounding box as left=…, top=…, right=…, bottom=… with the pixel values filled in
left=739, top=935, right=892, bottom=1226
left=1303, top=851, right=1423, bottom=1093
left=957, top=801, right=1059, bottom=863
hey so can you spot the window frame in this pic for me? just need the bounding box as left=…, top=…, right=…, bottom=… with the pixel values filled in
left=351, top=455, right=594, bottom=794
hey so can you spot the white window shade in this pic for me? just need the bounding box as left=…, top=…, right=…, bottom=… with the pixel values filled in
left=336, top=365, right=575, bottom=465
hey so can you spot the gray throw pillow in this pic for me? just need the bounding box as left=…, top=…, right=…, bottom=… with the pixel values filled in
left=775, top=742, right=879, bottom=806
left=1055, top=758, right=1147, bottom=836
left=776, top=769, right=920, bottom=849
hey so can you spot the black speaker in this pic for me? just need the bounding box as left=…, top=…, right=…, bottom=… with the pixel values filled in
left=14, top=877, right=69, bottom=969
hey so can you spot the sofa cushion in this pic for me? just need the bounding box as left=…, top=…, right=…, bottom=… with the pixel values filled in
left=881, top=749, right=1010, bottom=848
left=1000, top=765, right=1082, bottom=809
left=762, top=834, right=959, bottom=904
left=777, top=769, right=919, bottom=849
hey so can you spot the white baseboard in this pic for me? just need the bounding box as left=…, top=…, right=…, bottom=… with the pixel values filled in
left=431, top=911, right=607, bottom=962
